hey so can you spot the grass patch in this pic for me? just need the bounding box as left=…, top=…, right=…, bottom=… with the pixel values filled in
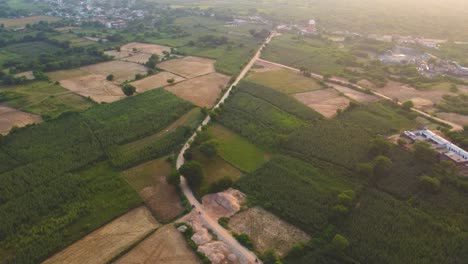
left=247, top=68, right=323, bottom=94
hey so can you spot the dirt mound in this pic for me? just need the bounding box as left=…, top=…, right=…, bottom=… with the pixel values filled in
left=202, top=188, right=246, bottom=220
left=198, top=241, right=240, bottom=264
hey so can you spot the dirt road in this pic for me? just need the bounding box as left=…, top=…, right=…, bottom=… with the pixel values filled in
left=175, top=33, right=278, bottom=264
left=257, top=59, right=463, bottom=131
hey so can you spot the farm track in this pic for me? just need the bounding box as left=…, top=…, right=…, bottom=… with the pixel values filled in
left=256, top=58, right=463, bottom=131
left=175, top=33, right=278, bottom=264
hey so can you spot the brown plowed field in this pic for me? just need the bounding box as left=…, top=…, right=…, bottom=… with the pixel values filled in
left=59, top=74, right=125, bottom=103
left=157, top=56, right=215, bottom=78
left=130, top=72, right=185, bottom=93
left=0, top=104, right=42, bottom=135
left=120, top=42, right=171, bottom=56
left=294, top=89, right=350, bottom=118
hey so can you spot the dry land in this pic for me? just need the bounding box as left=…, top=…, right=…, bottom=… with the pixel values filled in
left=248, top=61, right=323, bottom=94
left=123, top=158, right=185, bottom=222
left=14, top=71, right=35, bottom=80
left=165, top=73, right=230, bottom=108
left=120, top=42, right=171, bottom=56
left=294, top=89, right=351, bottom=118
left=114, top=225, right=201, bottom=264
left=43, top=206, right=159, bottom=264
left=104, top=50, right=134, bottom=59
left=329, top=83, right=380, bottom=103
left=157, top=56, right=216, bottom=78
left=229, top=207, right=310, bottom=257
left=48, top=60, right=148, bottom=83
left=59, top=74, right=125, bottom=103
left=0, top=16, right=59, bottom=28
left=0, top=104, right=42, bottom=135
left=437, top=112, right=468, bottom=126
left=130, top=72, right=185, bottom=93
left=121, top=53, right=152, bottom=64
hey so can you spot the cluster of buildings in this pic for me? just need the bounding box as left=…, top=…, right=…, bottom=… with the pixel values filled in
left=276, top=19, right=317, bottom=35
left=402, top=129, right=468, bottom=166
left=225, top=15, right=270, bottom=27
left=44, top=0, right=147, bottom=28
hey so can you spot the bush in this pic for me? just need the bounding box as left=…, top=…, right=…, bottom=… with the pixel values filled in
left=122, top=84, right=136, bottom=96
left=331, top=234, right=349, bottom=253
left=106, top=74, right=114, bottom=81
left=420, top=175, right=441, bottom=194
left=209, top=177, right=233, bottom=193
left=218, top=217, right=230, bottom=229
left=198, top=139, right=219, bottom=158
left=166, top=168, right=181, bottom=186
left=179, top=161, right=204, bottom=189
left=233, top=233, right=254, bottom=250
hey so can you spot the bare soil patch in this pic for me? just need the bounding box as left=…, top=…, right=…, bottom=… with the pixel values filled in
left=294, top=89, right=350, bottom=118
left=329, top=83, right=380, bottom=103
left=437, top=112, right=468, bottom=126
left=0, top=104, right=42, bottom=135
left=157, top=56, right=216, bottom=78
left=60, top=74, right=125, bottom=103
left=121, top=42, right=171, bottom=56
left=229, top=207, right=310, bottom=257
left=121, top=53, right=152, bottom=64
left=48, top=61, right=148, bottom=83
left=14, top=71, right=35, bottom=80
left=130, top=72, right=185, bottom=93
left=104, top=50, right=134, bottom=59
left=201, top=188, right=246, bottom=221
left=114, top=225, right=201, bottom=264
left=165, top=73, right=229, bottom=108
left=0, top=16, right=59, bottom=28
left=43, top=206, right=159, bottom=264
left=123, top=158, right=184, bottom=222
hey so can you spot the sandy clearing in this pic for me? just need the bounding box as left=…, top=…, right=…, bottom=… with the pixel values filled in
left=121, top=42, right=171, bottom=56
left=43, top=206, right=159, bottom=264
left=14, top=71, right=35, bottom=80
left=294, top=89, right=350, bottom=118
left=229, top=207, right=310, bottom=257
left=104, top=50, right=134, bottom=59
left=0, top=104, right=42, bottom=135
left=48, top=61, right=148, bottom=83
left=437, top=112, right=468, bottom=126
left=130, top=72, right=185, bottom=93
left=114, top=225, right=201, bottom=264
left=157, top=56, right=216, bottom=78
left=60, top=74, right=125, bottom=103
left=0, top=16, right=59, bottom=28
left=329, top=83, right=380, bottom=103
left=121, top=53, right=152, bottom=64
left=165, top=72, right=230, bottom=108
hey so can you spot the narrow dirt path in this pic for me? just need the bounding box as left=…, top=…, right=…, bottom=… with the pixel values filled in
left=175, top=33, right=278, bottom=264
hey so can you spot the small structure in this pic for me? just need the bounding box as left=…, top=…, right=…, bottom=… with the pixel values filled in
left=307, top=19, right=316, bottom=33
left=402, top=129, right=468, bottom=166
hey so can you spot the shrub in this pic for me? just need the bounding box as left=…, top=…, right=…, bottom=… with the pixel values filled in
left=198, top=139, right=219, bottom=158
left=106, top=74, right=114, bottom=81
left=331, top=234, right=349, bottom=253
left=233, top=233, right=254, bottom=250
left=218, top=217, right=230, bottom=229
left=166, top=168, right=181, bottom=186
left=420, top=175, right=441, bottom=194
left=179, top=161, right=204, bottom=189
left=122, top=84, right=136, bottom=96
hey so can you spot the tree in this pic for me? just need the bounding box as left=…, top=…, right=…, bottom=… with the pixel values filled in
left=413, top=141, right=438, bottom=163
left=373, top=155, right=392, bottom=177
left=331, top=234, right=349, bottom=253
left=198, top=139, right=219, bottom=158
left=420, top=175, right=441, bottom=194
left=209, top=177, right=233, bottom=193
left=167, top=78, right=175, bottom=84
left=122, top=84, right=136, bottom=96
left=179, top=161, right=204, bottom=189
left=166, top=169, right=181, bottom=186
left=32, top=70, right=49, bottom=81
left=369, top=136, right=392, bottom=156
left=402, top=100, right=414, bottom=110
left=357, top=162, right=374, bottom=179
left=106, top=74, right=114, bottom=81
left=145, top=54, right=159, bottom=69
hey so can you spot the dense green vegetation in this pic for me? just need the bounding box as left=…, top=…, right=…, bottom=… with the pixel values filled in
left=0, top=89, right=199, bottom=263
left=437, top=94, right=468, bottom=115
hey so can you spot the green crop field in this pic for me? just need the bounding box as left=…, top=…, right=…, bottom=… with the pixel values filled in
left=0, top=88, right=200, bottom=263
left=209, top=123, right=268, bottom=172
left=0, top=81, right=94, bottom=119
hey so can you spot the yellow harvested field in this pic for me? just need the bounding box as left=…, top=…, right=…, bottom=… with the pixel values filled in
left=14, top=71, right=35, bottom=80
left=130, top=72, right=185, bottom=93
left=229, top=207, right=310, bottom=257
left=0, top=16, right=59, bottom=28
left=48, top=60, right=148, bottom=83
left=114, top=225, right=200, bottom=264
left=43, top=206, right=159, bottom=264
left=121, top=53, right=152, bottom=64
left=157, top=56, right=216, bottom=78
left=294, top=89, right=350, bottom=118
left=0, top=104, right=42, bottom=135
left=120, top=42, right=171, bottom=55
left=329, top=83, right=380, bottom=103
left=104, top=50, right=134, bottom=59
left=60, top=74, right=125, bottom=103
left=165, top=73, right=230, bottom=108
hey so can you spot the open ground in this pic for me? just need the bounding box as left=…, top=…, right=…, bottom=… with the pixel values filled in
left=130, top=71, right=185, bottom=93
left=229, top=206, right=310, bottom=257
left=0, top=104, right=42, bottom=135
left=157, top=56, right=216, bottom=78
left=120, top=53, right=152, bottom=64
left=0, top=16, right=59, bottom=28
left=165, top=72, right=230, bottom=108
left=294, top=88, right=351, bottom=118
left=59, top=74, right=125, bottom=103
left=114, top=225, right=201, bottom=264
left=329, top=83, right=380, bottom=103
left=48, top=60, right=148, bottom=83
left=436, top=112, right=468, bottom=126
left=122, top=158, right=185, bottom=222
left=120, top=42, right=171, bottom=56
left=43, top=206, right=159, bottom=264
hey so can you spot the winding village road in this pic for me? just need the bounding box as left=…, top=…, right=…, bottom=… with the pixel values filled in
left=175, top=33, right=278, bottom=264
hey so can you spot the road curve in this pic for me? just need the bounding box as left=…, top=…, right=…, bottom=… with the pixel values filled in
left=257, top=58, right=463, bottom=131
left=176, top=33, right=277, bottom=264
